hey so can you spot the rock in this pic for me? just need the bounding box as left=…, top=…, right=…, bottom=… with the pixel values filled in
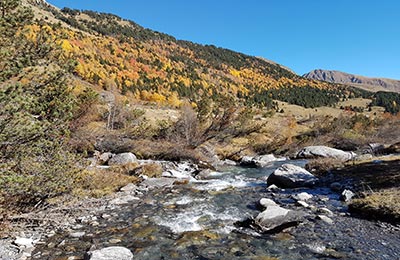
left=330, top=182, right=342, bottom=192
left=318, top=207, right=334, bottom=216
left=296, top=146, right=355, bottom=161
left=195, top=169, right=213, bottom=180
left=340, top=189, right=355, bottom=202
left=98, top=152, right=113, bottom=165
left=69, top=232, right=85, bottom=238
left=267, top=164, right=318, bottom=188
left=254, top=205, right=303, bottom=233
left=317, top=215, right=334, bottom=225
left=266, top=184, right=280, bottom=191
left=141, top=177, right=176, bottom=189
left=292, top=192, right=313, bottom=201
left=296, top=201, right=310, bottom=208
left=108, top=153, right=137, bottom=166
left=241, top=154, right=282, bottom=167
left=120, top=183, right=138, bottom=193
left=222, top=159, right=237, bottom=166
left=364, top=143, right=386, bottom=155
left=306, top=243, right=326, bottom=254
left=355, top=154, right=373, bottom=161
left=259, top=198, right=277, bottom=208
left=109, top=195, right=139, bottom=205
left=86, top=246, right=133, bottom=260
left=14, top=237, right=34, bottom=248
left=387, top=142, right=400, bottom=154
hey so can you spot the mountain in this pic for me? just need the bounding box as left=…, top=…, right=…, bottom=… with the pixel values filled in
left=303, top=69, right=400, bottom=93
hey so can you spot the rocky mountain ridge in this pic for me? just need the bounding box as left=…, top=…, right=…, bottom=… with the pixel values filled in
left=304, top=69, right=400, bottom=93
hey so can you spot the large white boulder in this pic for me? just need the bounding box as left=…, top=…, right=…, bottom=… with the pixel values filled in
left=267, top=164, right=318, bottom=188
left=296, top=146, right=355, bottom=161
left=108, top=152, right=137, bottom=166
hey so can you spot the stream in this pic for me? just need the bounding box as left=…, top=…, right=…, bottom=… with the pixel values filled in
left=32, top=160, right=400, bottom=260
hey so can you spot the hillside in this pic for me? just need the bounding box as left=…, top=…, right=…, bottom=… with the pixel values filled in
left=17, top=0, right=371, bottom=110
left=304, top=69, right=400, bottom=93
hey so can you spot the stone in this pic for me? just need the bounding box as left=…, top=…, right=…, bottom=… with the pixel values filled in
left=14, top=237, right=34, bottom=248
left=296, top=201, right=310, bottom=208
left=266, top=184, right=280, bottom=191
left=296, top=146, right=355, bottom=161
left=317, top=215, right=334, bottom=225
left=98, top=152, right=113, bottom=165
left=267, top=164, right=318, bottom=188
left=254, top=205, right=303, bottom=233
left=141, top=177, right=176, bottom=189
left=69, top=232, right=85, bottom=238
left=120, top=183, right=138, bottom=193
left=340, top=189, right=355, bottom=202
left=330, top=182, right=342, bottom=192
left=195, top=169, right=213, bottom=180
left=86, top=246, right=133, bottom=260
left=318, top=207, right=334, bottom=216
left=306, top=243, right=326, bottom=254
left=109, top=195, right=139, bottom=205
left=241, top=154, right=282, bottom=167
left=259, top=198, right=277, bottom=208
left=108, top=153, right=137, bottom=166
left=292, top=192, right=313, bottom=201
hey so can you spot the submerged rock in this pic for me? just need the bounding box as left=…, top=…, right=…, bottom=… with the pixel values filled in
left=85, top=246, right=133, bottom=260
left=296, top=146, right=355, bottom=161
left=254, top=205, right=303, bottom=233
left=267, top=164, right=318, bottom=188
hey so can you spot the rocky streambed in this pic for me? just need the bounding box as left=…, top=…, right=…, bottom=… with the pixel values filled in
left=2, top=157, right=400, bottom=260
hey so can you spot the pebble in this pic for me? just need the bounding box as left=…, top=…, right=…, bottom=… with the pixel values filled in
left=69, top=232, right=85, bottom=238
left=318, top=207, right=334, bottom=216
left=296, top=200, right=310, bottom=208
left=293, top=192, right=313, bottom=201
left=317, top=215, right=334, bottom=225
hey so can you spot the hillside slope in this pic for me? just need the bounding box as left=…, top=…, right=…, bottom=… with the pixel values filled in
left=304, top=69, right=400, bottom=93
left=19, top=0, right=368, bottom=109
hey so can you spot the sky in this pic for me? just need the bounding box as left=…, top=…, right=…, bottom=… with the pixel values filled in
left=46, top=0, right=400, bottom=79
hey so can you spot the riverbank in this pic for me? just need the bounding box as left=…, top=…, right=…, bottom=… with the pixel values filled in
left=1, top=155, right=399, bottom=260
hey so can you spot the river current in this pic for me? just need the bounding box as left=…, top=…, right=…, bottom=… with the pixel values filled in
left=33, top=160, right=400, bottom=260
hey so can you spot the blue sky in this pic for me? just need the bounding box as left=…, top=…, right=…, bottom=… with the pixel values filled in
left=47, top=0, right=400, bottom=79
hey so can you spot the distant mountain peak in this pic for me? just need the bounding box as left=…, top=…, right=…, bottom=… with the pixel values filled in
left=303, top=69, right=400, bottom=93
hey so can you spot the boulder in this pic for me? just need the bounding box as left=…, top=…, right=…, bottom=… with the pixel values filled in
left=14, top=237, right=34, bottom=248
left=241, top=154, right=283, bottom=167
left=259, top=198, right=277, bottom=208
left=292, top=192, right=313, bottom=201
left=254, top=205, right=303, bottom=233
left=296, top=146, right=355, bottom=161
left=108, top=153, right=137, bottom=166
left=267, top=164, right=318, bottom=188
left=85, top=246, right=133, bottom=260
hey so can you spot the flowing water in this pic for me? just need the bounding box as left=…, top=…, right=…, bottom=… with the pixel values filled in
left=33, top=160, right=400, bottom=260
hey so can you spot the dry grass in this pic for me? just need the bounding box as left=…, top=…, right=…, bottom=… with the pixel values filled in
left=73, top=168, right=139, bottom=198
left=305, top=158, right=346, bottom=175
left=349, top=189, right=400, bottom=223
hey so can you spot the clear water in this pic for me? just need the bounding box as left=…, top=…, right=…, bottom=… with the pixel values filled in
left=33, top=160, right=400, bottom=260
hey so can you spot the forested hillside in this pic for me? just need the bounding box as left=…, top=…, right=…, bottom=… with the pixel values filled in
left=24, top=0, right=368, bottom=109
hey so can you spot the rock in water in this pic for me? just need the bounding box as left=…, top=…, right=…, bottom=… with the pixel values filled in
left=241, top=154, right=282, bottom=167
left=254, top=205, right=302, bottom=233
left=259, top=198, right=277, bottom=208
left=296, top=146, right=355, bottom=161
left=108, top=153, right=137, bottom=166
left=267, top=164, right=318, bottom=188
left=86, top=247, right=133, bottom=260
left=340, top=189, right=355, bottom=202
